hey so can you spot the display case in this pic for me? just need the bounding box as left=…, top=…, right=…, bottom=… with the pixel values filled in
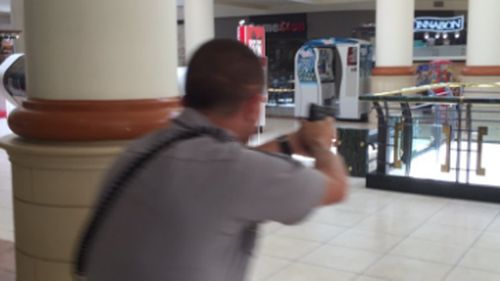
left=360, top=82, right=500, bottom=203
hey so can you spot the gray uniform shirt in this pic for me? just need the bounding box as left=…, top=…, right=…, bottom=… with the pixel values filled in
left=86, top=109, right=326, bottom=281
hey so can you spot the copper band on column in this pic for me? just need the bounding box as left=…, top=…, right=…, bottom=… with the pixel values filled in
left=462, top=66, right=500, bottom=76
left=372, top=66, right=415, bottom=76
left=8, top=98, right=182, bottom=141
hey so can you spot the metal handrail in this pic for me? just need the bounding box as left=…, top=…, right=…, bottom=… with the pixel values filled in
left=359, top=82, right=500, bottom=104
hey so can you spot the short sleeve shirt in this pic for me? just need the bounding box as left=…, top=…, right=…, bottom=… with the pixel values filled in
left=86, top=108, right=326, bottom=281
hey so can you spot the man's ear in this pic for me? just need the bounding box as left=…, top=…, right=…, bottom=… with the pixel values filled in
left=242, top=94, right=262, bottom=122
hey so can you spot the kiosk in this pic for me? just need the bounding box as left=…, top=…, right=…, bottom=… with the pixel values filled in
left=0, top=53, right=25, bottom=116
left=294, top=38, right=372, bottom=121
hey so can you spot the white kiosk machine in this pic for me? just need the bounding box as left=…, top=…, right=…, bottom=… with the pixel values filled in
left=294, top=38, right=372, bottom=121
left=0, top=53, right=26, bottom=116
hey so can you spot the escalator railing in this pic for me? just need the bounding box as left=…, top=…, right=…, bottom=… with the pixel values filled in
left=360, top=82, right=500, bottom=203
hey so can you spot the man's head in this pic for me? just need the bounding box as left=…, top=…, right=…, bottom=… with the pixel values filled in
left=183, top=39, right=264, bottom=141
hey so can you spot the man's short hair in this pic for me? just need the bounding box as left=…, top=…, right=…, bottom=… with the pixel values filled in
left=183, top=39, right=264, bottom=115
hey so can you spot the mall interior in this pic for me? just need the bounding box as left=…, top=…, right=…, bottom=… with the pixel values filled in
left=1, top=0, right=500, bottom=280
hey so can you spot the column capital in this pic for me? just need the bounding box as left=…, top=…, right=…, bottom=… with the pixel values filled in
left=8, top=98, right=182, bottom=141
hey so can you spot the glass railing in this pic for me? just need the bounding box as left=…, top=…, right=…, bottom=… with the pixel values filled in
left=360, top=82, right=500, bottom=202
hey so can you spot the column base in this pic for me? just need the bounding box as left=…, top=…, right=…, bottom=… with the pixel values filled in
left=0, top=135, right=127, bottom=281
left=8, top=98, right=181, bottom=141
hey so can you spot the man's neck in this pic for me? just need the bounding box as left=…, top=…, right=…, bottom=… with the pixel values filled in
left=202, top=111, right=248, bottom=143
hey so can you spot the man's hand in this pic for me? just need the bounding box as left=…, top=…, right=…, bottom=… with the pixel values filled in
left=297, top=117, right=348, bottom=205
left=254, top=117, right=348, bottom=205
left=255, top=117, right=337, bottom=157
left=297, top=117, right=336, bottom=155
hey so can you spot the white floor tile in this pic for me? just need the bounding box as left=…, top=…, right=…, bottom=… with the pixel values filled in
left=246, top=256, right=290, bottom=281
left=308, top=207, right=369, bottom=227
left=0, top=210, right=13, bottom=232
left=428, top=204, right=499, bottom=230
left=473, top=232, right=500, bottom=252
left=444, top=266, right=500, bottom=281
left=354, top=277, right=389, bottom=281
left=301, top=245, right=381, bottom=274
left=0, top=176, right=11, bottom=192
left=449, top=200, right=500, bottom=214
left=334, top=192, right=395, bottom=214
left=390, top=237, right=468, bottom=265
left=460, top=248, right=500, bottom=274
left=274, top=222, right=347, bottom=243
left=352, top=214, right=423, bottom=236
left=260, top=222, right=284, bottom=237
left=256, top=236, right=321, bottom=260
left=486, top=216, right=500, bottom=235
left=376, top=204, right=438, bottom=221
left=0, top=190, right=12, bottom=209
left=397, top=193, right=450, bottom=205
left=267, top=263, right=355, bottom=281
left=365, top=255, right=452, bottom=281
left=329, top=230, right=403, bottom=254
left=377, top=194, right=448, bottom=220
left=410, top=223, right=482, bottom=247
left=0, top=229, right=13, bottom=242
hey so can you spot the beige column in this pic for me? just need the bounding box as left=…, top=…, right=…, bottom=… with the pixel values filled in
left=0, top=0, right=23, bottom=116
left=10, top=0, right=25, bottom=52
left=24, top=0, right=177, bottom=101
left=461, top=0, right=500, bottom=83
left=372, top=0, right=416, bottom=94
left=184, top=0, right=215, bottom=60
left=0, top=1, right=180, bottom=281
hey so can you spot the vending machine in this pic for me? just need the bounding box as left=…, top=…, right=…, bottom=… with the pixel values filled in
left=237, top=23, right=267, bottom=130
left=294, top=38, right=372, bottom=121
left=0, top=32, right=21, bottom=118
left=0, top=53, right=25, bottom=117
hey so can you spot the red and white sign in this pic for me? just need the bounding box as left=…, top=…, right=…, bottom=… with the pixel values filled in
left=0, top=96, right=6, bottom=119
left=237, top=25, right=266, bottom=57
left=237, top=24, right=268, bottom=128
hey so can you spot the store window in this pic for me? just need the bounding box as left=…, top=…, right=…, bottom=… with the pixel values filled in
left=249, top=14, right=308, bottom=108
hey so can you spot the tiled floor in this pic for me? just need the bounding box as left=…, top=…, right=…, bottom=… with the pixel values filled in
left=248, top=182, right=500, bottom=281
left=2, top=117, right=500, bottom=281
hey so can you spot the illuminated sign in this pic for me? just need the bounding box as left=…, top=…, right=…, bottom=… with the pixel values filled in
left=262, top=21, right=306, bottom=34
left=249, top=14, right=307, bottom=39
left=414, top=15, right=465, bottom=33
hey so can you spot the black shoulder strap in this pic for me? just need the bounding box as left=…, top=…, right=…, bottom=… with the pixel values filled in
left=75, top=124, right=231, bottom=279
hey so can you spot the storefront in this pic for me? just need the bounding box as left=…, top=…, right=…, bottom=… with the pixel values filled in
left=352, top=11, right=467, bottom=62
left=248, top=14, right=308, bottom=111
left=413, top=11, right=467, bottom=62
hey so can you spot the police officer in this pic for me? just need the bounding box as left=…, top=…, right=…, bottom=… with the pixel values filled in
left=77, top=39, right=348, bottom=281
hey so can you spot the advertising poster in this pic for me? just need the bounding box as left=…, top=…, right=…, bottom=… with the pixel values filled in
left=0, top=96, right=5, bottom=118
left=237, top=25, right=266, bottom=57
